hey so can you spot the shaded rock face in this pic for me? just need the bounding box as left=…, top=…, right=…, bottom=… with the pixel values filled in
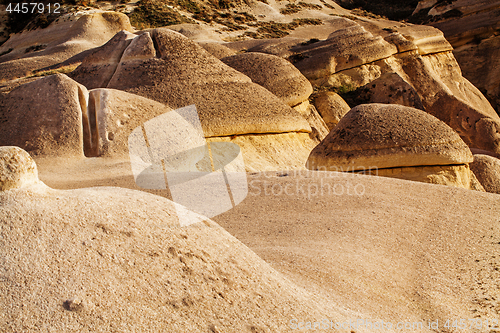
left=347, top=73, right=424, bottom=110
left=86, top=89, right=174, bottom=157
left=232, top=16, right=500, bottom=155
left=412, top=0, right=500, bottom=118
left=70, top=30, right=137, bottom=90
left=221, top=52, right=313, bottom=107
left=453, top=36, right=500, bottom=117
left=0, top=74, right=87, bottom=157
left=313, top=91, right=351, bottom=130
left=0, top=12, right=133, bottom=81
left=307, top=103, right=479, bottom=190
left=470, top=154, right=500, bottom=194
left=0, top=147, right=327, bottom=332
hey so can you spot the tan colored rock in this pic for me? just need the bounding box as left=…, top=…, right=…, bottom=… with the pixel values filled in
left=101, top=28, right=311, bottom=138
left=313, top=91, right=351, bottom=130
left=157, top=23, right=224, bottom=42
left=0, top=146, right=39, bottom=191
left=354, top=72, right=425, bottom=110
left=0, top=74, right=87, bottom=157
left=366, top=164, right=484, bottom=191
left=221, top=52, right=313, bottom=107
left=207, top=132, right=318, bottom=171
left=291, top=18, right=398, bottom=80
left=69, top=30, right=137, bottom=90
left=292, top=101, right=329, bottom=141
left=308, top=104, right=473, bottom=171
left=470, top=154, right=500, bottom=194
left=401, top=51, right=500, bottom=154
left=198, top=42, right=236, bottom=59
left=393, top=25, right=453, bottom=55
left=454, top=35, right=500, bottom=116
left=0, top=152, right=328, bottom=332
left=0, top=12, right=133, bottom=80
left=86, top=89, right=173, bottom=157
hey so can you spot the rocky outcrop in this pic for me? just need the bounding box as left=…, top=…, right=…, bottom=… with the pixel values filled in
left=0, top=74, right=87, bottom=157
left=86, top=89, right=174, bottom=157
left=313, top=91, right=351, bottom=130
left=70, top=28, right=319, bottom=170
left=307, top=103, right=482, bottom=190
left=412, top=0, right=500, bottom=116
left=221, top=52, right=313, bottom=107
left=470, top=154, right=500, bottom=194
left=233, top=16, right=500, bottom=155
left=0, top=146, right=39, bottom=190
left=0, top=12, right=133, bottom=81
left=349, top=72, right=424, bottom=110
left=69, top=30, right=137, bottom=90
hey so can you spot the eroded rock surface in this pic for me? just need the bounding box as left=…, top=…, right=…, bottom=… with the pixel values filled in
left=470, top=154, right=500, bottom=194
left=0, top=74, right=87, bottom=157
left=0, top=12, right=133, bottom=81
left=307, top=103, right=479, bottom=190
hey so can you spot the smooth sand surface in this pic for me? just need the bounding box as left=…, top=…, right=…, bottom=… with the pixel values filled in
left=35, top=156, right=500, bottom=332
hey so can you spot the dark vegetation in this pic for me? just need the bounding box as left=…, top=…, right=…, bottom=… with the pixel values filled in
left=242, top=18, right=322, bottom=38
left=332, top=0, right=463, bottom=23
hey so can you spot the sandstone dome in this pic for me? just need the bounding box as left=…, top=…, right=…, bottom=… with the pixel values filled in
left=307, top=103, right=473, bottom=171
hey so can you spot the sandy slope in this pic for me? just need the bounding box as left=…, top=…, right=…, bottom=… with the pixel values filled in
left=35, top=156, right=500, bottom=332
left=213, top=171, right=500, bottom=331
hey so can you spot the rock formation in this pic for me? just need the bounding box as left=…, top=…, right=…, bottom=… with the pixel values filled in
left=0, top=74, right=87, bottom=157
left=71, top=28, right=319, bottom=170
left=228, top=16, right=500, bottom=155
left=307, top=103, right=483, bottom=190
left=313, top=91, right=351, bottom=130
left=412, top=0, right=500, bottom=116
left=470, top=154, right=500, bottom=194
left=0, top=12, right=133, bottom=81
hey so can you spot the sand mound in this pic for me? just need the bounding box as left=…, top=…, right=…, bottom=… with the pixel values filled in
left=213, top=170, right=500, bottom=331
left=0, top=147, right=332, bottom=332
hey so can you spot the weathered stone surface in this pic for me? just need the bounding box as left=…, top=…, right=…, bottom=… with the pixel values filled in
left=0, top=74, right=87, bottom=157
left=0, top=146, right=39, bottom=191
left=207, top=132, right=318, bottom=171
left=353, top=72, right=425, bottom=110
left=307, top=103, right=473, bottom=171
left=470, top=154, right=500, bottom=194
left=291, top=19, right=398, bottom=80
left=0, top=12, right=133, bottom=80
left=454, top=35, right=500, bottom=117
left=86, top=89, right=173, bottom=157
left=222, top=52, right=313, bottom=107
left=366, top=164, right=484, bottom=191
left=102, top=28, right=311, bottom=138
left=292, top=101, right=330, bottom=141
left=401, top=51, right=500, bottom=154
left=198, top=42, right=236, bottom=59
left=313, top=91, right=351, bottom=130
left=69, top=30, right=137, bottom=90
